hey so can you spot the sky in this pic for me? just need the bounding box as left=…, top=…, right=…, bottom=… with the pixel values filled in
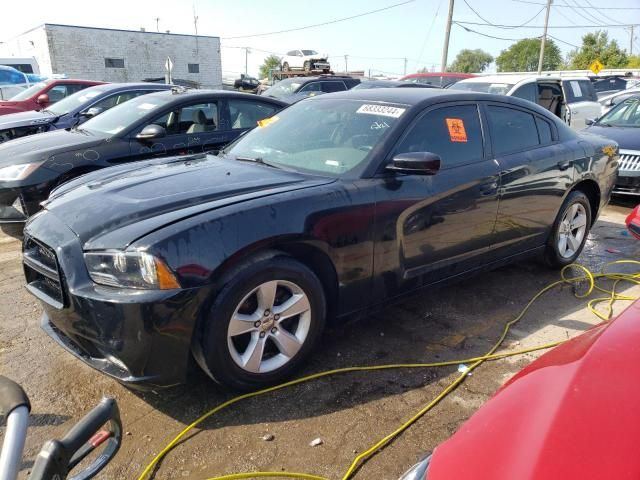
left=1, top=0, right=639, bottom=79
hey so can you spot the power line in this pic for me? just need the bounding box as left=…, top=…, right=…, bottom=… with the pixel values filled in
left=455, top=20, right=637, bottom=28
left=512, top=0, right=640, bottom=9
left=415, top=0, right=444, bottom=69
left=454, top=22, right=537, bottom=41
left=547, top=33, right=579, bottom=48
left=462, top=0, right=546, bottom=29
left=221, top=0, right=416, bottom=39
left=582, top=0, right=627, bottom=25
left=561, top=0, right=607, bottom=26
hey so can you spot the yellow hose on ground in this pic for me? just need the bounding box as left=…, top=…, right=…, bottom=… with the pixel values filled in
left=137, top=260, right=640, bottom=480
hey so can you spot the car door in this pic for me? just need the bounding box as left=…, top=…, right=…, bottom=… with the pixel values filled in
left=372, top=102, right=500, bottom=298
left=562, top=79, right=601, bottom=130
left=485, top=102, right=575, bottom=257
left=129, top=100, right=225, bottom=158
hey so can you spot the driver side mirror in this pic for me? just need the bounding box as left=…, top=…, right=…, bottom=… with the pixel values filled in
left=585, top=118, right=597, bottom=126
left=36, top=93, right=49, bottom=105
left=386, top=152, right=441, bottom=175
left=136, top=124, right=166, bottom=140
left=80, top=107, right=103, bottom=118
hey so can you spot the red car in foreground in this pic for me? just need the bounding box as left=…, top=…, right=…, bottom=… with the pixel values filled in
left=400, top=299, right=640, bottom=480
left=627, top=205, right=640, bottom=239
left=399, top=73, right=475, bottom=88
left=0, top=79, right=104, bottom=115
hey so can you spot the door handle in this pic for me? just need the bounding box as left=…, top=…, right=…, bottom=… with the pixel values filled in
left=558, top=160, right=572, bottom=171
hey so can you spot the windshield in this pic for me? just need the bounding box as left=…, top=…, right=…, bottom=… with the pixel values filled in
left=263, top=78, right=302, bottom=99
left=45, top=85, right=109, bottom=115
left=81, top=94, right=166, bottom=135
left=449, top=82, right=514, bottom=95
left=224, top=98, right=406, bottom=177
left=596, top=96, right=640, bottom=127
left=301, top=50, right=318, bottom=56
left=9, top=81, right=49, bottom=101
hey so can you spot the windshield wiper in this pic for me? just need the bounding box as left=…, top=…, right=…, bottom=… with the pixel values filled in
left=235, top=156, right=280, bottom=169
left=597, top=122, right=613, bottom=127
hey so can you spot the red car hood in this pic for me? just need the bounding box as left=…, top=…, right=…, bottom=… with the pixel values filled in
left=428, top=300, right=640, bottom=480
left=0, top=100, right=30, bottom=115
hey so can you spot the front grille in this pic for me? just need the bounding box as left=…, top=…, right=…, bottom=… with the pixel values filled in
left=618, top=151, right=640, bottom=173
left=23, top=236, right=65, bottom=308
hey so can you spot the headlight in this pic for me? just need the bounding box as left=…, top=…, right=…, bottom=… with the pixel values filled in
left=84, top=251, right=181, bottom=290
left=0, top=162, right=42, bottom=181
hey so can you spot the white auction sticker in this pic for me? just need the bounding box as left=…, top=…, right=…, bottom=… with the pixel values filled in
left=356, top=104, right=406, bottom=118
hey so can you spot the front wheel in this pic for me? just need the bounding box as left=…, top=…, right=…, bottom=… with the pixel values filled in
left=282, top=62, right=290, bottom=72
left=304, top=61, right=311, bottom=73
left=197, top=254, right=326, bottom=391
left=544, top=191, right=592, bottom=268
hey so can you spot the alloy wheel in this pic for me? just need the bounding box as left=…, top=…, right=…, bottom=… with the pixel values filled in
left=557, top=203, right=588, bottom=258
left=227, top=280, right=311, bottom=373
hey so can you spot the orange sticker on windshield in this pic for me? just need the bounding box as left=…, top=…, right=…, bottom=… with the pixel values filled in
left=446, top=118, right=468, bottom=142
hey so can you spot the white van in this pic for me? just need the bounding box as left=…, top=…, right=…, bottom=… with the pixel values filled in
left=0, top=57, right=40, bottom=75
left=450, top=75, right=601, bottom=131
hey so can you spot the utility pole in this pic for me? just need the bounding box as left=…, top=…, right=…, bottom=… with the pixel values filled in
left=344, top=55, right=349, bottom=73
left=440, top=0, right=455, bottom=72
left=537, top=0, right=552, bottom=75
left=155, top=17, right=160, bottom=33
left=244, top=47, right=251, bottom=76
left=627, top=25, right=636, bottom=55
left=403, top=57, right=408, bottom=75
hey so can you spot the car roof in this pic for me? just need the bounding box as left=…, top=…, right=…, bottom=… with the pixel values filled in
left=600, top=88, right=640, bottom=101
left=460, top=74, right=562, bottom=85
left=137, top=88, right=288, bottom=105
left=401, top=72, right=474, bottom=78
left=92, top=82, right=172, bottom=92
left=309, top=87, right=557, bottom=115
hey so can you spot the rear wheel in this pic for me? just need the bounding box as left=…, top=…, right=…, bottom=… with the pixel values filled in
left=197, top=254, right=326, bottom=391
left=544, top=191, right=591, bottom=268
left=282, top=62, right=290, bottom=72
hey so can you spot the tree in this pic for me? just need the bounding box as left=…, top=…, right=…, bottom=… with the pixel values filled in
left=496, top=38, right=562, bottom=72
left=448, top=49, right=493, bottom=73
left=627, top=55, right=640, bottom=68
left=259, top=55, right=282, bottom=79
left=566, top=31, right=628, bottom=69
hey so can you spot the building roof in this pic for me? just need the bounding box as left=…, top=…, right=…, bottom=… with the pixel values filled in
left=9, top=23, right=219, bottom=40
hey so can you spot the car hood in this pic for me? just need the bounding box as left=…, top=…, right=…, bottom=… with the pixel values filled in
left=0, top=109, right=57, bottom=130
left=43, top=154, right=335, bottom=250
left=0, top=129, right=103, bottom=168
left=427, top=300, right=640, bottom=480
left=585, top=125, right=640, bottom=151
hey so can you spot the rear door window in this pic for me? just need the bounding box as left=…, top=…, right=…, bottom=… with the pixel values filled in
left=487, top=105, right=540, bottom=155
left=578, top=80, right=598, bottom=102
left=564, top=80, right=586, bottom=103
left=320, top=81, right=347, bottom=93
left=535, top=117, right=553, bottom=144
left=394, top=104, right=484, bottom=168
left=298, top=82, right=322, bottom=93
left=228, top=100, right=279, bottom=130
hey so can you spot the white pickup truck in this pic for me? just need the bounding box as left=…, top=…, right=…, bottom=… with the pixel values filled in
left=450, top=75, right=601, bottom=131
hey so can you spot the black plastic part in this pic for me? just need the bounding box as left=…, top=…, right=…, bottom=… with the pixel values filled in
left=0, top=375, right=31, bottom=421
left=28, top=397, right=122, bottom=480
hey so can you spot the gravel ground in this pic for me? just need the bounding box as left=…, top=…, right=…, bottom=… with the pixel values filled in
left=1, top=201, right=638, bottom=480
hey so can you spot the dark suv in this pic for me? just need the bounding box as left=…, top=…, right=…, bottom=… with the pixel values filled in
left=260, top=75, right=360, bottom=103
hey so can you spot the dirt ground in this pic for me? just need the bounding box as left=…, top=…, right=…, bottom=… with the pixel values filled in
left=1, top=201, right=639, bottom=480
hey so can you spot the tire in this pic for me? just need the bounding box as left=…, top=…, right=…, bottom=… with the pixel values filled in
left=197, top=253, right=326, bottom=391
left=282, top=62, right=290, bottom=72
left=304, top=61, right=311, bottom=73
left=544, top=191, right=592, bottom=268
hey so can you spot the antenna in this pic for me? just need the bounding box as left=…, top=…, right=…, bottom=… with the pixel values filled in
left=155, top=17, right=160, bottom=33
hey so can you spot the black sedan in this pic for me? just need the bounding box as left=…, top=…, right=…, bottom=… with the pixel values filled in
left=0, top=89, right=286, bottom=230
left=0, top=82, right=170, bottom=143
left=23, top=89, right=618, bottom=391
left=585, top=94, right=640, bottom=196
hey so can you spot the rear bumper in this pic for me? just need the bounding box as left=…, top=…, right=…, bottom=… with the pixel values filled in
left=23, top=212, right=209, bottom=390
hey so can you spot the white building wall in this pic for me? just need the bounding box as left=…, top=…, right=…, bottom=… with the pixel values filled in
left=2, top=24, right=222, bottom=88
left=0, top=25, right=53, bottom=75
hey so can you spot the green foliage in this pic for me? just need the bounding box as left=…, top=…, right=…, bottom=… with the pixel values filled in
left=496, top=38, right=562, bottom=72
left=627, top=55, right=640, bottom=68
left=259, top=55, right=282, bottom=79
left=566, top=31, right=628, bottom=69
left=448, top=49, right=494, bottom=73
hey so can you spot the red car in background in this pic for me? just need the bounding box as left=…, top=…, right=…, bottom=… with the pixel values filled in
left=0, top=79, right=105, bottom=115
left=400, top=299, right=640, bottom=480
left=627, top=205, right=640, bottom=239
left=399, top=73, right=475, bottom=88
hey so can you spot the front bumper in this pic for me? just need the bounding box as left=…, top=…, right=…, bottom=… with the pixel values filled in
left=615, top=150, right=640, bottom=195
left=23, top=212, right=208, bottom=389
left=0, top=188, right=27, bottom=224
left=311, top=61, right=330, bottom=70
left=613, top=175, right=640, bottom=196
